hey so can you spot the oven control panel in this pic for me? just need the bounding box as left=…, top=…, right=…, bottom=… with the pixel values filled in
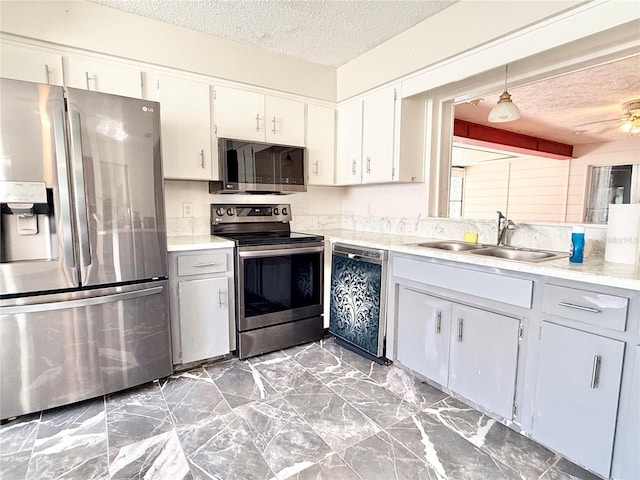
left=211, top=204, right=292, bottom=224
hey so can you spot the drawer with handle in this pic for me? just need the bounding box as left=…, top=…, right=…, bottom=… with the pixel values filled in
left=542, top=284, right=628, bottom=332
left=177, top=252, right=227, bottom=276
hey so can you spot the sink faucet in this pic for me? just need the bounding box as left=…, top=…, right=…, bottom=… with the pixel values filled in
left=496, top=211, right=516, bottom=246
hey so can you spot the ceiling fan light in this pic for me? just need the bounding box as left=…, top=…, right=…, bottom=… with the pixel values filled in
left=620, top=120, right=633, bottom=133
left=488, top=92, right=521, bottom=123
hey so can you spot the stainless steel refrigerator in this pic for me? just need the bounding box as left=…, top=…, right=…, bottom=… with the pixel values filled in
left=0, top=78, right=172, bottom=420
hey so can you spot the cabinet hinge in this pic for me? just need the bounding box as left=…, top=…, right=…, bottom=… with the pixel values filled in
left=394, top=89, right=397, bottom=101
left=518, top=323, right=524, bottom=341
left=214, top=124, right=218, bottom=135
left=392, top=167, right=395, bottom=179
left=156, top=78, right=160, bottom=90
left=512, top=402, right=518, bottom=417
left=213, top=89, right=217, bottom=99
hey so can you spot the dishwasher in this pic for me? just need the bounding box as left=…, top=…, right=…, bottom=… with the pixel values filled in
left=329, top=243, right=388, bottom=363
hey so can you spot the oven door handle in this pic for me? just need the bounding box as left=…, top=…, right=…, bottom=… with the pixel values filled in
left=238, top=245, right=324, bottom=259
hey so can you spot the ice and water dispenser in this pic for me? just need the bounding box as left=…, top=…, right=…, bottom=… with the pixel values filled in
left=0, top=180, right=56, bottom=263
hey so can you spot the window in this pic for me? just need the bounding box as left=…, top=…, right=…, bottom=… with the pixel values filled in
left=449, top=168, right=465, bottom=218
left=586, top=164, right=638, bottom=223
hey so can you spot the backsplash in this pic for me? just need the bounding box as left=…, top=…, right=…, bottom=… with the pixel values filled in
left=337, top=215, right=607, bottom=257
left=164, top=180, right=607, bottom=258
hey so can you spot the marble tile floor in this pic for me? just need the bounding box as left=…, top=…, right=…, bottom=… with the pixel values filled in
left=0, top=337, right=602, bottom=480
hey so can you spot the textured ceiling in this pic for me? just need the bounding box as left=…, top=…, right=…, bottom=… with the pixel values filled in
left=90, top=0, right=639, bottom=153
left=455, top=55, right=640, bottom=146
left=90, top=0, right=455, bottom=67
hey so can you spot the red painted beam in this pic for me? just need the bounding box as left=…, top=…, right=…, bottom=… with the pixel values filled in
left=453, top=119, right=573, bottom=159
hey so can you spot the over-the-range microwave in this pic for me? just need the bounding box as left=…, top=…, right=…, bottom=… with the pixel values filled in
left=210, top=138, right=306, bottom=194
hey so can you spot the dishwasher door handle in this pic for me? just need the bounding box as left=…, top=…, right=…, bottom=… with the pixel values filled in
left=333, top=249, right=384, bottom=265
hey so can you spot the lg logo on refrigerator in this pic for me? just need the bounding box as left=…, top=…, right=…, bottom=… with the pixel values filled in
left=141, top=106, right=155, bottom=113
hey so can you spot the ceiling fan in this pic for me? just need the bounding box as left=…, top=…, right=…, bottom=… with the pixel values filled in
left=573, top=99, right=640, bottom=134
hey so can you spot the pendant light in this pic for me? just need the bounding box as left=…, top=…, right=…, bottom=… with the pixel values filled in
left=488, top=65, right=521, bottom=123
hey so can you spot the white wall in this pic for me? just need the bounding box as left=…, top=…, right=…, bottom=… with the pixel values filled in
left=336, top=1, right=582, bottom=100
left=0, top=0, right=336, bottom=100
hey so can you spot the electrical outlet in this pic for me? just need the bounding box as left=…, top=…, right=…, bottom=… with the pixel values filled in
left=182, top=202, right=193, bottom=218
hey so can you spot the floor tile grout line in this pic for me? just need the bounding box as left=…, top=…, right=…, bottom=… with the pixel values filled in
left=252, top=348, right=376, bottom=477
left=208, top=358, right=283, bottom=480
left=22, top=411, right=43, bottom=480
left=303, top=341, right=419, bottom=431
left=155, top=373, right=198, bottom=480
left=246, top=349, right=344, bottom=478
left=319, top=337, right=429, bottom=407
left=314, top=341, right=517, bottom=478
left=102, top=395, right=110, bottom=479
left=284, top=343, right=426, bottom=470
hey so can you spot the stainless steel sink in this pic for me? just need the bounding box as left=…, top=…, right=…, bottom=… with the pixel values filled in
left=469, top=246, right=568, bottom=263
left=416, top=240, right=486, bottom=251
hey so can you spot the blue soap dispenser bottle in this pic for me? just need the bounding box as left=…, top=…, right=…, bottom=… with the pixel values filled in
left=570, top=226, right=585, bottom=263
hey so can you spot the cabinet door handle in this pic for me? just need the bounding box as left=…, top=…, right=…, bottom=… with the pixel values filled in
left=44, top=64, right=51, bottom=84
left=590, top=355, right=601, bottom=389
left=457, top=318, right=463, bottom=342
left=352, top=159, right=357, bottom=175
left=366, top=156, right=371, bottom=174
left=272, top=116, right=277, bottom=134
left=558, top=302, right=601, bottom=314
left=256, top=113, right=261, bottom=132
left=217, top=289, right=224, bottom=308
left=85, top=72, right=95, bottom=90
left=314, top=160, right=319, bottom=175
left=193, top=262, right=218, bottom=268
left=200, top=149, right=205, bottom=169
left=435, top=310, right=441, bottom=334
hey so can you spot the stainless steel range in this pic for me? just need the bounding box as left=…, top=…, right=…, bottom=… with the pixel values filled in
left=211, top=204, right=324, bottom=359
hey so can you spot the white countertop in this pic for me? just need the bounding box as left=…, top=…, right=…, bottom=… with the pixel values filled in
left=165, top=230, right=640, bottom=290
left=167, top=235, right=235, bottom=252
left=310, top=229, right=640, bottom=291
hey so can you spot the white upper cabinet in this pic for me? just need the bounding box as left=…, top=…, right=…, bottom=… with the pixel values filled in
left=306, top=104, right=336, bottom=186
left=0, top=43, right=63, bottom=86
left=336, top=85, right=425, bottom=185
left=362, top=85, right=398, bottom=183
left=214, top=86, right=264, bottom=142
left=65, top=55, right=142, bottom=98
left=336, top=100, right=363, bottom=184
left=151, top=73, right=216, bottom=180
left=214, top=85, right=305, bottom=146
left=336, top=83, right=411, bottom=185
left=265, top=95, right=305, bottom=146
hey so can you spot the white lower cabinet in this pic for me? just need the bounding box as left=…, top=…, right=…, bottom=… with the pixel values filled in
left=169, top=248, right=235, bottom=366
left=397, top=288, right=451, bottom=386
left=178, top=276, right=230, bottom=364
left=448, top=304, right=520, bottom=420
left=532, top=322, right=625, bottom=477
left=396, top=286, right=520, bottom=419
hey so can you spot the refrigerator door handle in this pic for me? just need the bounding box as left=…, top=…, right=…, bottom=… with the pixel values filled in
left=53, top=109, right=75, bottom=269
left=1, top=286, right=163, bottom=315
left=69, top=110, right=92, bottom=267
